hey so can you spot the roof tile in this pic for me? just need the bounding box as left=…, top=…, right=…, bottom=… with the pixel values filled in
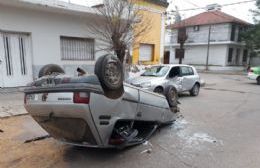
left=168, top=10, right=250, bottom=29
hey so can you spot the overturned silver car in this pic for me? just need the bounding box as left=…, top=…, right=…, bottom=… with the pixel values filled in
left=24, top=55, right=179, bottom=148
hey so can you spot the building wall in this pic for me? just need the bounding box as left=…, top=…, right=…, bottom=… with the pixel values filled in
left=165, top=23, right=232, bottom=45
left=169, top=45, right=228, bottom=66
left=0, top=5, right=107, bottom=79
left=132, top=1, right=167, bottom=65
left=164, top=22, right=249, bottom=70
left=227, top=45, right=249, bottom=66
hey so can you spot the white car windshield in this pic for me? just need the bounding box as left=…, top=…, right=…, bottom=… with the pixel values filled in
left=141, top=66, right=170, bottom=77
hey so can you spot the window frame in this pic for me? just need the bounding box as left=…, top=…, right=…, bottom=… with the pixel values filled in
left=193, top=25, right=200, bottom=32
left=139, top=43, right=155, bottom=61
left=60, top=36, right=95, bottom=61
left=230, top=24, right=236, bottom=41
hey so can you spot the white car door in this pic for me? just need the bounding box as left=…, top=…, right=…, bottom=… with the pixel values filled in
left=167, top=66, right=183, bottom=92
left=181, top=66, right=195, bottom=91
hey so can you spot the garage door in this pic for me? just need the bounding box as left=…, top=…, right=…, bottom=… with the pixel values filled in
left=139, top=44, right=153, bottom=61
left=0, top=33, right=33, bottom=87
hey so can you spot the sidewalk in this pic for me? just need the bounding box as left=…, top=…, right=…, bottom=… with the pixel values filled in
left=0, top=88, right=27, bottom=118
left=198, top=70, right=247, bottom=76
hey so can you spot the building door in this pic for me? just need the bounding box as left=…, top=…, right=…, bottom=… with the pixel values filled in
left=0, top=33, right=33, bottom=87
left=0, top=34, right=4, bottom=87
left=164, top=51, right=170, bottom=64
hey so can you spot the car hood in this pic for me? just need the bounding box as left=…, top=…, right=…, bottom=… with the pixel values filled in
left=129, top=76, right=163, bottom=85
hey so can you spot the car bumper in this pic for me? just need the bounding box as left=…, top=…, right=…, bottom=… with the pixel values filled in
left=24, top=102, right=103, bottom=146
left=32, top=116, right=98, bottom=146
left=248, top=73, right=258, bottom=80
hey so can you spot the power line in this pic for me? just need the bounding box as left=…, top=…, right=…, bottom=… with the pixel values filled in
left=168, top=0, right=256, bottom=12
left=183, top=0, right=201, bottom=8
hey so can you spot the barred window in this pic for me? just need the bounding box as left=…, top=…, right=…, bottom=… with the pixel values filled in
left=60, top=36, right=94, bottom=61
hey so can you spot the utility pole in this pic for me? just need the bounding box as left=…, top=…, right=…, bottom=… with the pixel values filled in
left=179, top=41, right=184, bottom=64
left=206, top=24, right=212, bottom=71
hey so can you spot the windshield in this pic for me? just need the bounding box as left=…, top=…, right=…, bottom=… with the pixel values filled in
left=141, top=66, right=170, bottom=77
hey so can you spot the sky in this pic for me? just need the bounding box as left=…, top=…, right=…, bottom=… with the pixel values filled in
left=168, top=0, right=256, bottom=23
left=62, top=0, right=257, bottom=23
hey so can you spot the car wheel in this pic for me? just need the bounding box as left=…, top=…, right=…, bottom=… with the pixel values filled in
left=257, top=77, right=260, bottom=85
left=190, top=83, right=200, bottom=96
left=95, top=54, right=124, bottom=90
left=164, top=86, right=178, bottom=107
left=154, top=87, right=164, bottom=94
left=38, top=64, right=65, bottom=78
left=95, top=54, right=124, bottom=99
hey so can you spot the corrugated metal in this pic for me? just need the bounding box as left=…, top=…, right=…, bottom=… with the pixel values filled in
left=139, top=44, right=153, bottom=61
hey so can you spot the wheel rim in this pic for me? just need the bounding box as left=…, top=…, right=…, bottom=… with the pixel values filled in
left=169, top=89, right=177, bottom=102
left=104, top=61, right=121, bottom=86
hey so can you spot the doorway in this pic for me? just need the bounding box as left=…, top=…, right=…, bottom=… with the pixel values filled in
left=0, top=32, right=33, bottom=87
left=164, top=51, right=170, bottom=64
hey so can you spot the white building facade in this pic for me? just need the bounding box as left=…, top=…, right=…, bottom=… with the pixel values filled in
left=0, top=0, right=107, bottom=87
left=164, top=11, right=250, bottom=71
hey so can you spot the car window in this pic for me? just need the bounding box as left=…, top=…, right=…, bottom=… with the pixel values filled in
left=169, top=66, right=181, bottom=78
left=141, top=66, right=170, bottom=77
left=181, top=66, right=193, bottom=76
left=188, top=67, right=194, bottom=75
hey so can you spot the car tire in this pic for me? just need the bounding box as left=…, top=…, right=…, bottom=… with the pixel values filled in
left=38, top=64, right=65, bottom=78
left=190, top=83, right=200, bottom=96
left=257, top=77, right=260, bottom=85
left=164, top=86, right=178, bottom=107
left=95, top=54, right=124, bottom=99
left=154, top=87, right=164, bottom=94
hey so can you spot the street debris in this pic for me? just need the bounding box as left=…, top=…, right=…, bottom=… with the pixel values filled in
left=24, top=135, right=50, bottom=143
left=185, top=133, right=218, bottom=144
left=142, top=141, right=153, bottom=147
left=0, top=129, right=3, bottom=133
left=171, top=118, right=222, bottom=148
left=140, top=148, right=152, bottom=154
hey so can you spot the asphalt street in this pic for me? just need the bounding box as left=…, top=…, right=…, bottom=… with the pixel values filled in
left=0, top=73, right=260, bottom=168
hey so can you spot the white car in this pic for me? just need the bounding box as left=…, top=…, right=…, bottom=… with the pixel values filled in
left=128, top=65, right=202, bottom=96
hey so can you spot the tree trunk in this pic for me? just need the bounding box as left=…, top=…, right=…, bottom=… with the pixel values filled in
left=115, top=46, right=126, bottom=63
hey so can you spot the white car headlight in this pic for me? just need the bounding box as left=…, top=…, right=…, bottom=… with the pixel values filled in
left=141, top=82, right=152, bottom=88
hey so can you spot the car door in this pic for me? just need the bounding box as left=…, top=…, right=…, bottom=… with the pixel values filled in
left=167, top=66, right=183, bottom=92
left=181, top=66, right=195, bottom=91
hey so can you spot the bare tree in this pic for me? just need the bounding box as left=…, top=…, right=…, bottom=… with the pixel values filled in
left=88, top=0, right=152, bottom=63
